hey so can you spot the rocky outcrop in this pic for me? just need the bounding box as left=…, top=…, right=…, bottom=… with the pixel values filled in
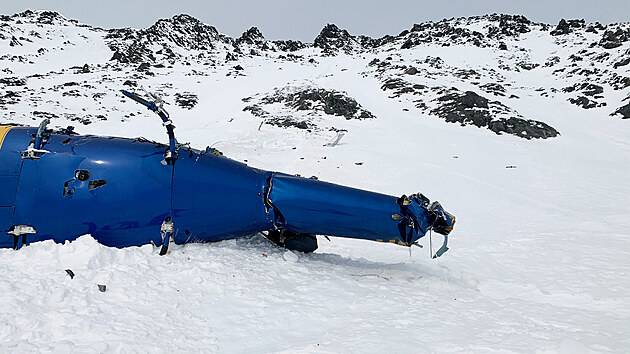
left=0, top=77, right=26, bottom=86
left=174, top=92, right=198, bottom=109
left=610, top=102, right=630, bottom=119
left=431, top=91, right=559, bottom=139
left=243, top=86, right=374, bottom=129
left=314, top=24, right=361, bottom=55
left=550, top=19, right=584, bottom=36
left=106, top=14, right=233, bottom=63
left=599, top=28, right=630, bottom=49
left=313, top=24, right=394, bottom=55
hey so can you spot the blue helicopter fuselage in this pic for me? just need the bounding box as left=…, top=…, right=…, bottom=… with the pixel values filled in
left=0, top=124, right=454, bottom=252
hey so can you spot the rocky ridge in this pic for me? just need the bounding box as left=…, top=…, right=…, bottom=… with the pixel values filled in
left=1, top=9, right=629, bottom=140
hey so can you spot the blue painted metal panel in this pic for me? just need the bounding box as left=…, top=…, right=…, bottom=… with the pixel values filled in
left=12, top=131, right=172, bottom=247
left=0, top=207, right=14, bottom=240
left=171, top=147, right=273, bottom=244
left=0, top=176, right=19, bottom=207
left=268, top=173, right=411, bottom=243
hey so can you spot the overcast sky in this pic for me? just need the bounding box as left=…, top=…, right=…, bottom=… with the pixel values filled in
left=2, top=0, right=629, bottom=41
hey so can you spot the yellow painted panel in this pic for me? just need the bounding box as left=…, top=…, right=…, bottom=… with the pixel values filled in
left=0, top=126, right=14, bottom=151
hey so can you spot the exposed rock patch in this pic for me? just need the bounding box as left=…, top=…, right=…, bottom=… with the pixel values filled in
left=568, top=96, right=606, bottom=109
left=431, top=91, right=559, bottom=139
left=599, top=28, right=630, bottom=49
left=174, top=92, right=198, bottom=109
left=0, top=77, right=26, bottom=86
left=610, top=103, right=630, bottom=119
left=243, top=86, right=374, bottom=129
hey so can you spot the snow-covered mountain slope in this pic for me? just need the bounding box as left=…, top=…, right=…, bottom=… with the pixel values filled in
left=0, top=10, right=629, bottom=352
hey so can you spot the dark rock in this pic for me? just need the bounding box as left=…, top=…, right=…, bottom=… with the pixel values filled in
left=602, top=41, right=622, bottom=50
left=313, top=24, right=389, bottom=54
left=582, top=84, right=604, bottom=96
left=81, top=64, right=90, bottom=73
left=123, top=80, right=137, bottom=87
left=0, top=91, right=21, bottom=105
left=273, top=40, right=306, bottom=52
left=563, top=83, right=604, bottom=96
left=498, top=42, right=508, bottom=50
left=486, top=14, right=532, bottom=38
left=9, top=36, right=22, bottom=46
left=244, top=86, right=375, bottom=127
left=314, top=24, right=356, bottom=55
left=454, top=68, right=481, bottom=79
left=608, top=75, right=630, bottom=90
left=174, top=92, right=198, bottom=109
left=550, top=19, right=571, bottom=36
left=444, top=91, right=488, bottom=109
left=401, top=38, right=416, bottom=50
left=517, top=62, right=539, bottom=71
left=405, top=67, right=418, bottom=75
left=591, top=52, right=610, bottom=62
left=568, top=96, right=605, bottom=109
left=32, top=111, right=59, bottom=120
left=285, top=89, right=374, bottom=119
left=62, top=89, right=82, bottom=97
left=235, top=27, right=265, bottom=46
left=137, top=62, right=150, bottom=71
left=0, top=77, right=26, bottom=86
left=64, top=114, right=93, bottom=125
left=614, top=51, right=630, bottom=68
left=567, top=19, right=585, bottom=28
left=431, top=90, right=559, bottom=139
left=599, top=28, right=630, bottom=49
left=106, top=14, right=233, bottom=63
left=611, top=103, right=630, bottom=119
left=243, top=104, right=314, bottom=130
left=480, top=83, right=506, bottom=96
left=380, top=78, right=407, bottom=91
left=233, top=65, right=244, bottom=71
left=267, top=117, right=312, bottom=129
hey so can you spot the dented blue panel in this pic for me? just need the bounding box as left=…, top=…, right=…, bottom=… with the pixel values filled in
left=171, top=148, right=273, bottom=244
left=268, top=172, right=408, bottom=243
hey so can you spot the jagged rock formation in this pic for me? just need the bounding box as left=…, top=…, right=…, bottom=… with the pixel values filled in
left=550, top=19, right=585, bottom=36
left=106, top=14, right=233, bottom=64
left=314, top=24, right=393, bottom=55
left=0, top=9, right=628, bottom=135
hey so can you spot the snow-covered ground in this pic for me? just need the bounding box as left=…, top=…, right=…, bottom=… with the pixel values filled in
left=1, top=10, right=629, bottom=353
